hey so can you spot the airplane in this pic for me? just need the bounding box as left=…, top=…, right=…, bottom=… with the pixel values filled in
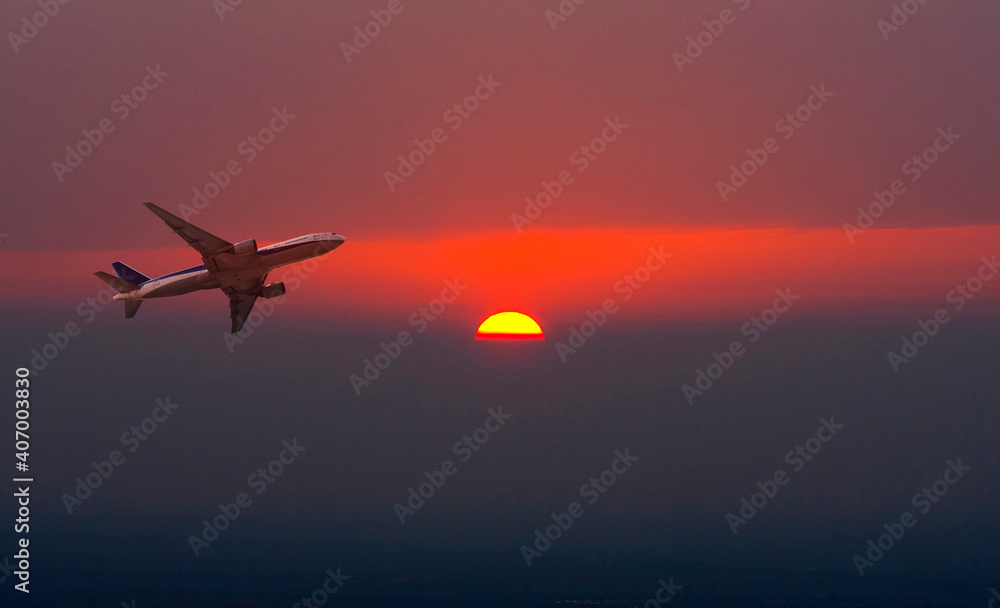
left=94, top=202, right=345, bottom=332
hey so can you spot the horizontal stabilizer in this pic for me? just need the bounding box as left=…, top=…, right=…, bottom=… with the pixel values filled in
left=94, top=271, right=139, bottom=294
left=124, top=300, right=143, bottom=319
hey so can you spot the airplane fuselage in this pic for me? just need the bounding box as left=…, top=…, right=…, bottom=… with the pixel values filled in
left=114, top=233, right=345, bottom=301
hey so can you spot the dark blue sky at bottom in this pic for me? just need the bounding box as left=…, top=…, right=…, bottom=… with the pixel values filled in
left=1, top=309, right=997, bottom=606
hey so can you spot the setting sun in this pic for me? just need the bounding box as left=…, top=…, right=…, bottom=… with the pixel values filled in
left=475, top=311, right=545, bottom=340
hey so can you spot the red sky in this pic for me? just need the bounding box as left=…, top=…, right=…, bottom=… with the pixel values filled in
left=5, top=226, right=999, bottom=325
left=2, top=1, right=998, bottom=323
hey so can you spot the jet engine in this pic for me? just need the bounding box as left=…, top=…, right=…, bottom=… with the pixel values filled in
left=257, top=282, right=286, bottom=298
left=232, top=239, right=257, bottom=255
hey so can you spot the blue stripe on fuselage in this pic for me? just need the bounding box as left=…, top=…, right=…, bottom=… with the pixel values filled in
left=143, top=264, right=206, bottom=284
left=140, top=242, right=312, bottom=284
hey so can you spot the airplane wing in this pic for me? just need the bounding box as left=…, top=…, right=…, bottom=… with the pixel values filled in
left=224, top=272, right=268, bottom=333
left=142, top=202, right=232, bottom=258
left=143, top=202, right=268, bottom=332
left=228, top=293, right=258, bottom=333
left=143, top=202, right=261, bottom=276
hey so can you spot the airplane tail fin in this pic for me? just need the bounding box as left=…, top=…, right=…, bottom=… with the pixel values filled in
left=111, top=261, right=151, bottom=284
left=94, top=271, right=143, bottom=320
left=94, top=271, right=140, bottom=294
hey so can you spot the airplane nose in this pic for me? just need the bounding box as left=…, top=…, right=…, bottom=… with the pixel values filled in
left=324, top=234, right=346, bottom=251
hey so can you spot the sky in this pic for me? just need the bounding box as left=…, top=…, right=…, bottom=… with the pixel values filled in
left=1, top=1, right=999, bottom=606
left=2, top=1, right=998, bottom=320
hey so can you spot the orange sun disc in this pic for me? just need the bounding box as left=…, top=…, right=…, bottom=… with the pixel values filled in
left=475, top=311, right=545, bottom=340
